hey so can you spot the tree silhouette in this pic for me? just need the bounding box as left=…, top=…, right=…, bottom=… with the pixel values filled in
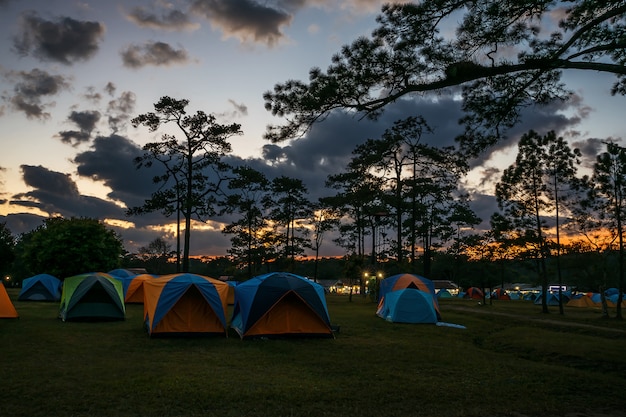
left=264, top=1, right=626, bottom=155
left=129, top=96, right=242, bottom=272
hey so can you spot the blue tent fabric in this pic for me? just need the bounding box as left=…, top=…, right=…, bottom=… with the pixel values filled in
left=18, top=274, right=61, bottom=301
left=376, top=288, right=438, bottom=324
left=231, top=272, right=332, bottom=339
left=149, top=274, right=227, bottom=332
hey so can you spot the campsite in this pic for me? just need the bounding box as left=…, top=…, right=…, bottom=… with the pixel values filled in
left=2, top=282, right=626, bottom=417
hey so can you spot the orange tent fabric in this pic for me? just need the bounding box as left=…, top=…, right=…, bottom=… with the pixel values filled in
left=124, top=274, right=155, bottom=303
left=0, top=284, right=19, bottom=318
left=143, top=273, right=229, bottom=336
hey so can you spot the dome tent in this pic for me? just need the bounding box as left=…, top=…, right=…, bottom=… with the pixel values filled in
left=378, top=273, right=441, bottom=320
left=18, top=273, right=61, bottom=301
left=143, top=274, right=229, bottom=337
left=59, top=273, right=125, bottom=322
left=0, top=284, right=18, bottom=318
left=376, top=288, right=438, bottom=324
left=231, top=272, right=333, bottom=339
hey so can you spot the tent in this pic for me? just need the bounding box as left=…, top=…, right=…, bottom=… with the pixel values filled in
left=143, top=273, right=229, bottom=336
left=378, top=274, right=441, bottom=320
left=376, top=288, right=438, bottom=324
left=226, top=281, right=238, bottom=305
left=567, top=295, right=597, bottom=308
left=533, top=292, right=568, bottom=306
left=436, top=289, right=453, bottom=298
left=231, top=272, right=333, bottom=339
left=18, top=273, right=61, bottom=301
left=59, top=273, right=126, bottom=321
left=0, top=284, right=18, bottom=318
left=491, top=288, right=511, bottom=300
left=464, top=287, right=484, bottom=300
left=108, top=269, right=137, bottom=278
left=124, top=274, right=155, bottom=304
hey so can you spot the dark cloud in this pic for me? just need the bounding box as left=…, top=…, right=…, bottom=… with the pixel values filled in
left=69, top=110, right=100, bottom=132
left=124, top=6, right=199, bottom=31
left=73, top=134, right=162, bottom=217
left=121, top=41, right=192, bottom=69
left=56, top=130, right=91, bottom=146
left=191, top=0, right=292, bottom=46
left=11, top=165, right=124, bottom=220
left=0, top=213, right=47, bottom=236
left=105, top=82, right=116, bottom=97
left=3, top=68, right=70, bottom=119
left=106, top=91, right=136, bottom=132
left=12, top=11, right=105, bottom=65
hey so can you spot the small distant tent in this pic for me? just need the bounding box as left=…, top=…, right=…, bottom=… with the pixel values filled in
left=59, top=273, right=126, bottom=321
left=231, top=272, right=333, bottom=339
left=143, top=274, right=229, bottom=336
left=492, top=288, right=511, bottom=300
left=376, top=288, right=438, bottom=324
left=567, top=295, right=597, bottom=308
left=18, top=273, right=61, bottom=301
left=533, top=292, right=567, bottom=306
left=0, top=284, right=18, bottom=318
left=124, top=274, right=155, bottom=304
left=378, top=273, right=441, bottom=320
left=436, top=289, right=453, bottom=298
left=464, top=287, right=484, bottom=300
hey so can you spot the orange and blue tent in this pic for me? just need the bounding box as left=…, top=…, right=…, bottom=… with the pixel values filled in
left=18, top=273, right=61, bottom=301
left=0, top=284, right=18, bottom=318
left=124, top=274, right=155, bottom=304
left=378, top=273, right=441, bottom=320
left=143, top=273, right=229, bottom=336
left=231, top=272, right=333, bottom=339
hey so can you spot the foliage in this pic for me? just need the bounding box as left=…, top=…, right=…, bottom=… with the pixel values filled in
left=0, top=222, right=15, bottom=278
left=263, top=1, right=626, bottom=155
left=129, top=96, right=242, bottom=272
left=18, top=217, right=123, bottom=279
left=220, top=165, right=272, bottom=278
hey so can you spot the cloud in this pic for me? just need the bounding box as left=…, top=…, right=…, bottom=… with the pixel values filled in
left=56, top=109, right=102, bottom=146
left=11, top=165, right=125, bottom=220
left=12, top=11, right=105, bottom=65
left=3, top=68, right=70, bottom=119
left=124, top=5, right=200, bottom=31
left=121, top=41, right=193, bottom=69
left=191, top=0, right=292, bottom=46
left=73, top=134, right=158, bottom=210
left=106, top=91, right=136, bottom=132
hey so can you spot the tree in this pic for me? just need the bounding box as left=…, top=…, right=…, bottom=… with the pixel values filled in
left=20, top=217, right=123, bottom=279
left=263, top=1, right=626, bottom=154
left=542, top=131, right=581, bottom=314
left=0, top=222, right=15, bottom=280
left=221, top=165, right=271, bottom=278
left=496, top=131, right=552, bottom=313
left=588, top=142, right=626, bottom=319
left=263, top=176, right=313, bottom=271
left=129, top=96, right=242, bottom=272
left=136, top=237, right=174, bottom=274
left=309, top=202, right=340, bottom=282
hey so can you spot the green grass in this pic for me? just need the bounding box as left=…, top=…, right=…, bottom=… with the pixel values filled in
left=2, top=290, right=626, bottom=417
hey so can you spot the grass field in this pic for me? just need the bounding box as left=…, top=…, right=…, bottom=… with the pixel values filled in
left=2, top=289, right=626, bottom=417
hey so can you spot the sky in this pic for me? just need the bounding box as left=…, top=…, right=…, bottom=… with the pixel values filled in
left=1, top=0, right=625, bottom=258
